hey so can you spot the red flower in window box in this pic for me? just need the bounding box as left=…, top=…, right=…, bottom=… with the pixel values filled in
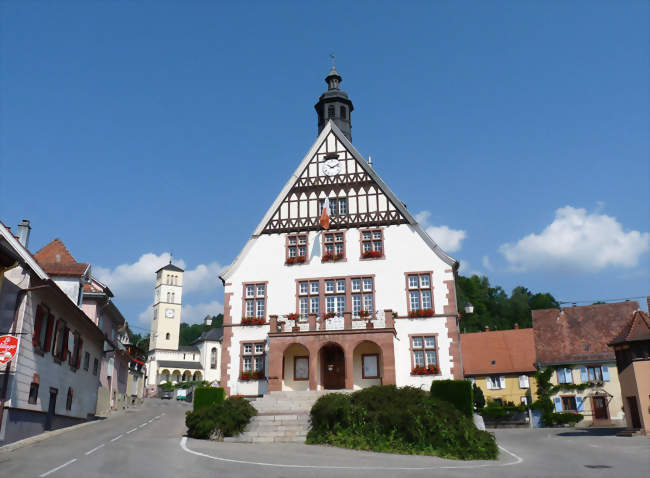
left=361, top=250, right=382, bottom=259
left=240, top=370, right=265, bottom=381
left=242, top=317, right=266, bottom=326
left=408, top=308, right=435, bottom=318
left=286, top=313, right=299, bottom=322
left=285, top=256, right=307, bottom=265
left=322, top=253, right=344, bottom=262
left=323, top=312, right=335, bottom=319
left=411, top=364, right=439, bottom=375
left=358, top=310, right=371, bottom=319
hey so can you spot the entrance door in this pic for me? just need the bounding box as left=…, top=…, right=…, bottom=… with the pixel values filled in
left=45, top=388, right=58, bottom=431
left=322, top=345, right=345, bottom=389
left=592, top=396, right=609, bottom=421
left=627, top=396, right=642, bottom=429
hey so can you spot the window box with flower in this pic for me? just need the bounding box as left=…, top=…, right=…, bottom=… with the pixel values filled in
left=285, top=313, right=301, bottom=332
left=361, top=250, right=383, bottom=260
left=239, top=370, right=265, bottom=381
left=411, top=364, right=439, bottom=375
left=242, top=317, right=266, bottom=326
left=408, top=308, right=434, bottom=318
left=322, top=252, right=344, bottom=262
left=285, top=256, right=307, bottom=265
left=322, top=312, right=336, bottom=319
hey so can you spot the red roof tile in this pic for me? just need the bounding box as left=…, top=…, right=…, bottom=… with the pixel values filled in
left=461, top=328, right=537, bottom=375
left=34, top=238, right=89, bottom=277
left=532, top=301, right=638, bottom=365
left=609, top=310, right=650, bottom=345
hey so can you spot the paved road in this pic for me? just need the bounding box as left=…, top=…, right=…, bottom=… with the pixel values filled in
left=0, top=399, right=647, bottom=477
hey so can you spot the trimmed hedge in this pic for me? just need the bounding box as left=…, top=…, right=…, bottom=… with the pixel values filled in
left=193, top=387, right=225, bottom=411
left=430, top=380, right=473, bottom=417
left=307, top=385, right=497, bottom=460
left=186, top=396, right=256, bottom=439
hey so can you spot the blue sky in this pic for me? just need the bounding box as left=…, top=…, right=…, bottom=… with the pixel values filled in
left=1, top=1, right=648, bottom=331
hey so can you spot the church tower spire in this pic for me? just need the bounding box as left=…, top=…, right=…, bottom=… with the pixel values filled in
left=314, top=57, right=354, bottom=141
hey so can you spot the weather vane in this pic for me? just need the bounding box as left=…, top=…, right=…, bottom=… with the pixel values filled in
left=330, top=52, right=335, bottom=68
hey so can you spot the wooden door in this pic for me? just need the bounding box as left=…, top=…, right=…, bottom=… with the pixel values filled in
left=592, top=396, right=609, bottom=420
left=322, top=346, right=345, bottom=389
left=45, top=388, right=58, bottom=430
left=627, top=396, right=642, bottom=429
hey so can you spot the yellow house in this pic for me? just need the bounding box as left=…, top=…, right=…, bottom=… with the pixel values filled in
left=461, top=327, right=538, bottom=406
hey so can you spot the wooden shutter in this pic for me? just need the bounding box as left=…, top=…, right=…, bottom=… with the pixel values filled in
left=499, top=376, right=506, bottom=389
left=601, top=365, right=610, bottom=381
left=76, top=338, right=83, bottom=369
left=43, top=314, right=55, bottom=352
left=486, top=377, right=492, bottom=390
left=32, top=305, right=44, bottom=346
left=62, top=327, right=70, bottom=361
left=554, top=397, right=562, bottom=412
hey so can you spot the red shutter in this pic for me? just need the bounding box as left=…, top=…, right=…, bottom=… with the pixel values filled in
left=76, top=338, right=83, bottom=369
left=62, top=327, right=69, bottom=361
left=43, top=315, right=55, bottom=352
left=33, top=305, right=44, bottom=346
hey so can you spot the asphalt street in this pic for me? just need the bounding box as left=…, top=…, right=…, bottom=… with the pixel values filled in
left=0, top=399, right=647, bottom=478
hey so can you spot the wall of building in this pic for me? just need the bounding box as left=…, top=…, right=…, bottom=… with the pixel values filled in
left=282, top=343, right=310, bottom=391
left=52, top=277, right=81, bottom=305
left=619, top=360, right=650, bottom=435
left=470, top=373, right=537, bottom=405
left=197, top=341, right=221, bottom=384
left=548, top=362, right=624, bottom=425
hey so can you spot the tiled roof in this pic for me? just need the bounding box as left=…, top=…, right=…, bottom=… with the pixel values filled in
left=609, top=310, right=650, bottom=345
left=34, top=238, right=89, bottom=277
left=461, top=328, right=536, bottom=375
left=157, top=360, right=202, bottom=370
left=192, top=327, right=223, bottom=344
left=532, top=301, right=638, bottom=366
left=156, top=263, right=184, bottom=273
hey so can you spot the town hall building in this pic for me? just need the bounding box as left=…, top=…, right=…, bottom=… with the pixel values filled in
left=145, top=263, right=222, bottom=392
left=219, top=65, right=462, bottom=397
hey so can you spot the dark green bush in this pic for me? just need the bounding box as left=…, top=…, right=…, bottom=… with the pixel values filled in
left=193, top=386, right=225, bottom=411
left=546, top=412, right=583, bottom=427
left=472, top=383, right=485, bottom=410
left=185, top=396, right=256, bottom=439
left=307, top=385, right=497, bottom=460
left=430, top=380, right=473, bottom=417
left=479, top=402, right=527, bottom=421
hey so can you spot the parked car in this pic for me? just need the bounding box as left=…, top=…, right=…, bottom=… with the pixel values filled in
left=161, top=390, right=173, bottom=400
left=176, top=389, right=187, bottom=400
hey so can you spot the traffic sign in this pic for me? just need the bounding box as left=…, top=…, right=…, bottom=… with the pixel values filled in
left=0, top=335, right=18, bottom=365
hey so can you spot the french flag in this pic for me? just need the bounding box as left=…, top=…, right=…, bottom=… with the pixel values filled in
left=320, top=198, right=331, bottom=230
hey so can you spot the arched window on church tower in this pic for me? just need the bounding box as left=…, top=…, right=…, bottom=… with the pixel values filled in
left=211, top=348, right=217, bottom=369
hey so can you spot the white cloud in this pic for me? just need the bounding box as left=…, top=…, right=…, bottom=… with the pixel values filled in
left=458, top=260, right=482, bottom=277
left=95, top=252, right=224, bottom=300
left=499, top=206, right=650, bottom=272
left=415, top=211, right=467, bottom=253
left=137, top=300, right=224, bottom=326
left=482, top=255, right=493, bottom=271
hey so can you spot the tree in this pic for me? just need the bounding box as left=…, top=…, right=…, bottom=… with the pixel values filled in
left=178, top=314, right=224, bottom=346
left=473, top=383, right=485, bottom=410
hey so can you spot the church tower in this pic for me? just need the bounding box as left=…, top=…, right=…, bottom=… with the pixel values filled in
left=314, top=64, right=354, bottom=141
left=149, top=262, right=184, bottom=351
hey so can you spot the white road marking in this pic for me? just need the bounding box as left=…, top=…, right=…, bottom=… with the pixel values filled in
left=84, top=444, right=105, bottom=455
left=155, top=415, right=161, bottom=419
left=126, top=428, right=138, bottom=434
left=110, top=434, right=123, bottom=442
left=148, top=418, right=154, bottom=423
left=139, top=423, right=148, bottom=428
left=39, top=458, right=77, bottom=477
left=179, top=437, right=523, bottom=470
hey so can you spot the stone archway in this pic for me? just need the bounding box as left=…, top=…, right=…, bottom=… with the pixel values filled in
left=282, top=343, right=310, bottom=391
left=171, top=370, right=181, bottom=384
left=159, top=369, right=171, bottom=384
left=193, top=371, right=202, bottom=381
left=319, top=343, right=345, bottom=390
left=352, top=340, right=382, bottom=389
left=182, top=370, right=192, bottom=382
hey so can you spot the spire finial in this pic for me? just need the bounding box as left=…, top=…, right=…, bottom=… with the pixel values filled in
left=330, top=52, right=335, bottom=69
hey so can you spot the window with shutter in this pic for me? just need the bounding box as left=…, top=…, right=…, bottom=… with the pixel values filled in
left=601, top=365, right=610, bottom=381
left=486, top=377, right=492, bottom=390
left=519, top=374, right=529, bottom=389
left=32, top=305, right=44, bottom=347
left=499, top=376, right=506, bottom=389
left=554, top=397, right=562, bottom=412
left=576, top=396, right=584, bottom=412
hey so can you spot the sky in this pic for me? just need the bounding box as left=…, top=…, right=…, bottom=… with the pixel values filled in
left=1, top=1, right=648, bottom=333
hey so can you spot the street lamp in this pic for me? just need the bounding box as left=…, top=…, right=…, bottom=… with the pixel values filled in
left=464, top=302, right=474, bottom=314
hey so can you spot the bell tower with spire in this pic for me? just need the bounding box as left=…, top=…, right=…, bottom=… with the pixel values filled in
left=314, top=57, right=354, bottom=141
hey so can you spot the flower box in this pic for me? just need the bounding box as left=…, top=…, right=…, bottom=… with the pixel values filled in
left=358, top=310, right=371, bottom=319
left=365, top=321, right=374, bottom=329
left=285, top=256, right=307, bottom=265
left=411, top=364, right=439, bottom=375
left=292, top=326, right=300, bottom=332
left=361, top=250, right=383, bottom=259
left=322, top=253, right=344, bottom=262
left=241, top=317, right=265, bottom=326
left=286, top=313, right=299, bottom=322
left=408, top=308, right=434, bottom=318
left=322, top=312, right=336, bottom=319
left=240, top=370, right=265, bottom=381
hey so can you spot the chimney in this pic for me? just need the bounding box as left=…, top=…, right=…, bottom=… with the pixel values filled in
left=485, top=326, right=489, bottom=332
left=204, top=316, right=212, bottom=327
left=17, top=219, right=31, bottom=248
left=515, top=323, right=519, bottom=329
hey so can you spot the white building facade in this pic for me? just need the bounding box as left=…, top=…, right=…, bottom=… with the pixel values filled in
left=219, top=67, right=462, bottom=397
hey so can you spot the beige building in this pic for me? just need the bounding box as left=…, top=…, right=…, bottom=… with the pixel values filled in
left=609, top=308, right=650, bottom=436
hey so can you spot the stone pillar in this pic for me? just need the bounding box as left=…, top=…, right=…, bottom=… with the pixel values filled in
left=309, top=347, right=319, bottom=391
left=384, top=309, right=394, bottom=328
left=267, top=339, right=283, bottom=392
left=344, top=311, right=352, bottom=330
left=344, top=344, right=354, bottom=389
left=308, top=313, right=317, bottom=331
left=269, top=315, right=278, bottom=333
left=380, top=335, right=396, bottom=385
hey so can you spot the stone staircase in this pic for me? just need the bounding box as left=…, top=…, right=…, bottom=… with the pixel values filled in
left=225, top=390, right=339, bottom=443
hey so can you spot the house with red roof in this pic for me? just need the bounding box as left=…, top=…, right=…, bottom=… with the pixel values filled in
left=608, top=303, right=650, bottom=436
left=532, top=301, right=638, bottom=426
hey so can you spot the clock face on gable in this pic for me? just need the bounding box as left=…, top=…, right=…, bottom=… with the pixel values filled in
left=320, top=159, right=341, bottom=177
left=165, top=308, right=175, bottom=318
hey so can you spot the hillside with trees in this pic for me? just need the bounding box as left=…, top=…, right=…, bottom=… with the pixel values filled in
left=456, top=275, right=558, bottom=333
left=128, top=314, right=224, bottom=349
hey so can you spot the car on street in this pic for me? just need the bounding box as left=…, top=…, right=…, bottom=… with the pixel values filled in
left=161, top=390, right=173, bottom=400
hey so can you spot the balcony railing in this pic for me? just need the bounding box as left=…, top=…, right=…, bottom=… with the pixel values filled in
left=269, top=309, right=395, bottom=334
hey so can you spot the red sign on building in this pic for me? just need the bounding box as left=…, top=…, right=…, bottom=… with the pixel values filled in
left=0, top=335, right=19, bottom=365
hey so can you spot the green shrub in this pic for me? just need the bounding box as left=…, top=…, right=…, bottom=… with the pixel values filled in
left=546, top=412, right=583, bottom=427
left=307, top=385, right=497, bottom=460
left=430, top=380, right=473, bottom=417
left=193, top=387, right=226, bottom=411
left=472, top=383, right=485, bottom=410
left=185, top=396, right=256, bottom=439
left=479, top=401, right=527, bottom=421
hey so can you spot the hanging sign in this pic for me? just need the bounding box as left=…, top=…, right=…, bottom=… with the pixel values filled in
left=0, top=335, right=19, bottom=364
